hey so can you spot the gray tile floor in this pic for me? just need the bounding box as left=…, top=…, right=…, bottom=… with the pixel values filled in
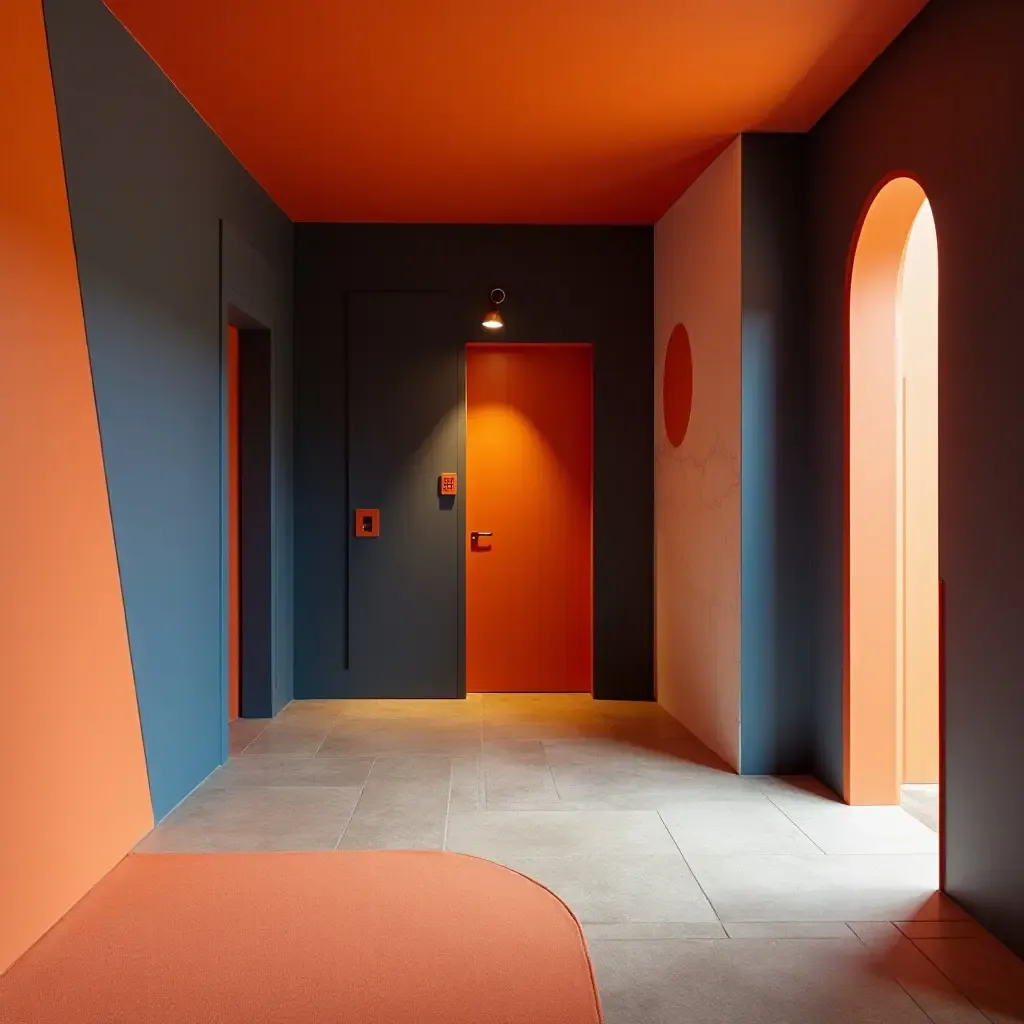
left=137, top=695, right=1024, bottom=1023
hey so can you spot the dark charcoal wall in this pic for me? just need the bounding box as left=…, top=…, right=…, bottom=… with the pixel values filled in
left=739, top=134, right=814, bottom=775
left=806, top=0, right=1024, bottom=953
left=46, top=0, right=294, bottom=819
left=294, top=225, right=653, bottom=700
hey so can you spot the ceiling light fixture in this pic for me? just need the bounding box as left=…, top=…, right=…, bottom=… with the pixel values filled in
left=482, top=288, right=505, bottom=330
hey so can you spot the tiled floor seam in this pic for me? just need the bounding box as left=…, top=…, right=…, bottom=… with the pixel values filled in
left=441, top=760, right=455, bottom=850
left=585, top=924, right=871, bottom=940
left=548, top=761, right=565, bottom=798
left=721, top=923, right=857, bottom=939
left=760, top=789, right=830, bottom=855
left=545, top=745, right=564, bottom=800
left=847, top=921, right=993, bottom=1024
left=232, top=723, right=268, bottom=755
left=311, top=709, right=346, bottom=757
left=333, top=756, right=377, bottom=850
left=904, top=938, right=1003, bottom=1024
left=656, top=809, right=723, bottom=925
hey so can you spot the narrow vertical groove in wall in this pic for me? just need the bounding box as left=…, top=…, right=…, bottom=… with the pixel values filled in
left=342, top=291, right=351, bottom=672
left=217, top=217, right=228, bottom=756
left=456, top=340, right=467, bottom=698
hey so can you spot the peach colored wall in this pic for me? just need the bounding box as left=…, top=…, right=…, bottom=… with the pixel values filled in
left=0, top=0, right=154, bottom=974
left=846, top=176, right=927, bottom=805
left=654, top=139, right=743, bottom=769
left=898, top=200, right=939, bottom=784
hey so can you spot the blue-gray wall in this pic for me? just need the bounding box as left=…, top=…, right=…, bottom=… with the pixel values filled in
left=806, top=0, right=1024, bottom=955
left=46, top=0, right=294, bottom=820
left=739, top=134, right=814, bottom=775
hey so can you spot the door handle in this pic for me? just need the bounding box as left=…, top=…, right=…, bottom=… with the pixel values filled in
left=471, top=531, right=493, bottom=542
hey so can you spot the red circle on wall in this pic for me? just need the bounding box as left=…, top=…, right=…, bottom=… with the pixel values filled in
left=663, top=323, right=693, bottom=448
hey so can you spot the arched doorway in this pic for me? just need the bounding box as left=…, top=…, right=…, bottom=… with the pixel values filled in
left=846, top=176, right=939, bottom=812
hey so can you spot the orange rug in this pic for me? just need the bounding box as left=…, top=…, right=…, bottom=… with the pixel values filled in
left=0, top=851, right=602, bottom=1023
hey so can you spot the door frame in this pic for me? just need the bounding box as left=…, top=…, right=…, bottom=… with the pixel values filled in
left=463, top=341, right=595, bottom=695
left=220, top=303, right=275, bottom=746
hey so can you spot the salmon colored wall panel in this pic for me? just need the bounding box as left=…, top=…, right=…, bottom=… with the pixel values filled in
left=898, top=201, right=939, bottom=784
left=846, top=176, right=927, bottom=805
left=227, top=325, right=240, bottom=722
left=0, top=0, right=154, bottom=974
left=654, top=140, right=743, bottom=770
left=466, top=344, right=593, bottom=693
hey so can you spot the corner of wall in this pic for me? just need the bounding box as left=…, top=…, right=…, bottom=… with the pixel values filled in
left=737, top=133, right=815, bottom=776
left=44, top=0, right=295, bottom=821
left=653, top=139, right=743, bottom=770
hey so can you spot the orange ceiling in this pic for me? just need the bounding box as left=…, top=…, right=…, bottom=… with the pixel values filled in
left=103, top=0, right=928, bottom=224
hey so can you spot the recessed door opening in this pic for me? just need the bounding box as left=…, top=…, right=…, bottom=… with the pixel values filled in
left=847, top=177, right=939, bottom=837
left=226, top=314, right=274, bottom=722
left=226, top=324, right=241, bottom=721
left=466, top=343, right=594, bottom=693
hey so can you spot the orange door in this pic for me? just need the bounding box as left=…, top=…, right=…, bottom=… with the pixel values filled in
left=466, top=344, right=593, bottom=692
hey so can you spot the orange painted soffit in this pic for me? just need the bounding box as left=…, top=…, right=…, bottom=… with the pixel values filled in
left=103, top=0, right=928, bottom=223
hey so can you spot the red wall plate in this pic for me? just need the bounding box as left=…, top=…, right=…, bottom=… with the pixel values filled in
left=354, top=508, right=379, bottom=537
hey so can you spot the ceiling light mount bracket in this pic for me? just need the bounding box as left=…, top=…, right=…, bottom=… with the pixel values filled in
left=482, top=287, right=506, bottom=330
